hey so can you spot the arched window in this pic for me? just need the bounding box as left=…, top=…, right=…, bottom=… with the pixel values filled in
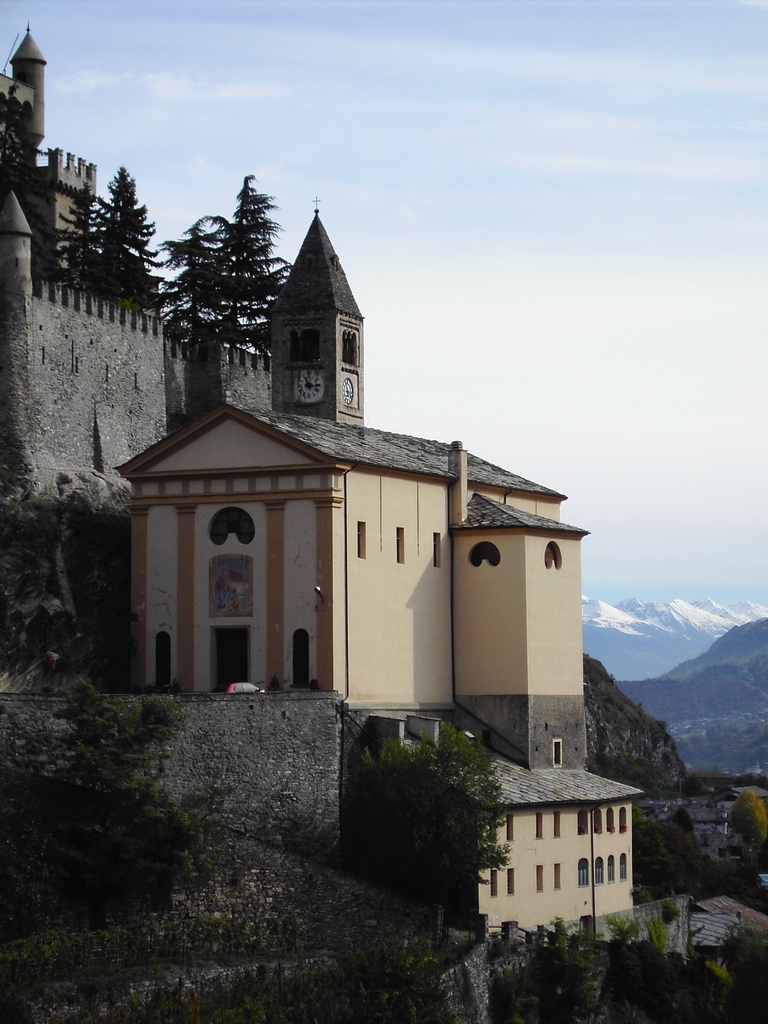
left=342, top=330, right=358, bottom=366
left=210, top=507, right=255, bottom=545
left=289, top=328, right=320, bottom=361
left=544, top=541, right=562, bottom=570
left=606, top=807, right=615, bottom=832
left=578, top=858, right=589, bottom=887
left=607, top=855, right=615, bottom=883
left=155, top=631, right=171, bottom=690
left=619, top=806, right=628, bottom=833
left=593, top=809, right=603, bottom=834
left=620, top=853, right=627, bottom=881
left=469, top=542, right=501, bottom=567
left=577, top=809, right=588, bottom=835
left=594, top=857, right=604, bottom=885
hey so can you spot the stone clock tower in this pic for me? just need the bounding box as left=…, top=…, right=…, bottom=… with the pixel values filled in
left=270, top=212, right=364, bottom=424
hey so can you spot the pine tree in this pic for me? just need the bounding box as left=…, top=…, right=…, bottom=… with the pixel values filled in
left=161, top=216, right=228, bottom=345
left=160, top=176, right=288, bottom=352
left=220, top=175, right=288, bottom=352
left=92, top=166, right=157, bottom=308
left=56, top=183, right=100, bottom=291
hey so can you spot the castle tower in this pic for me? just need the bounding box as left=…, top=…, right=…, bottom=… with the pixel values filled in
left=0, top=191, right=33, bottom=296
left=10, top=30, right=46, bottom=151
left=270, top=213, right=364, bottom=424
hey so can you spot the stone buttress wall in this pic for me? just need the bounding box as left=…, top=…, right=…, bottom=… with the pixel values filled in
left=164, top=340, right=271, bottom=432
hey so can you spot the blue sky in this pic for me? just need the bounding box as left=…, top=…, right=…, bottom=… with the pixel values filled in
left=6, top=0, right=768, bottom=605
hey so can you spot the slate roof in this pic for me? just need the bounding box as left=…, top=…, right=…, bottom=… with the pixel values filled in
left=272, top=213, right=362, bottom=318
left=0, top=191, right=32, bottom=237
left=457, top=492, right=587, bottom=535
left=494, top=760, right=642, bottom=807
left=694, top=896, right=768, bottom=933
left=255, top=411, right=565, bottom=498
left=12, top=31, right=46, bottom=65
left=690, top=913, right=739, bottom=949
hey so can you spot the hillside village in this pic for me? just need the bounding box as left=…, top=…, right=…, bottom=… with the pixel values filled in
left=2, top=28, right=768, bottom=1024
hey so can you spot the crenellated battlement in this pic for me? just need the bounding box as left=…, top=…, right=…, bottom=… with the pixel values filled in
left=166, top=337, right=270, bottom=373
left=44, top=147, right=98, bottom=195
left=31, top=279, right=161, bottom=335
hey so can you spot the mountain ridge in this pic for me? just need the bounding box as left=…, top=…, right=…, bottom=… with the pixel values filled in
left=582, top=596, right=768, bottom=680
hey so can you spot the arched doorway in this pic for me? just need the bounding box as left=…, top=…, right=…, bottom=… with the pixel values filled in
left=155, top=631, right=171, bottom=690
left=293, top=629, right=309, bottom=688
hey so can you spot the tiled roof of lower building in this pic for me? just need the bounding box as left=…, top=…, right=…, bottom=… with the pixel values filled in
left=257, top=412, right=565, bottom=498
left=494, top=760, right=642, bottom=806
left=457, top=492, right=588, bottom=535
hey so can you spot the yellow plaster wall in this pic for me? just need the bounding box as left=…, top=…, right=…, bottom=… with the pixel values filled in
left=145, top=505, right=178, bottom=686
left=454, top=530, right=583, bottom=698
left=453, top=532, right=529, bottom=695
left=283, top=499, right=318, bottom=684
left=479, top=803, right=634, bottom=929
left=345, top=469, right=453, bottom=704
left=524, top=534, right=584, bottom=696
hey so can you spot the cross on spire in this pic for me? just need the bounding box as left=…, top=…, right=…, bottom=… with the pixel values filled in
left=313, top=197, right=321, bottom=214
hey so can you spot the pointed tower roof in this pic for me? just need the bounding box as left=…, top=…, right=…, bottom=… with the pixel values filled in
left=12, top=30, right=46, bottom=66
left=0, top=191, right=32, bottom=237
left=273, top=213, right=362, bottom=318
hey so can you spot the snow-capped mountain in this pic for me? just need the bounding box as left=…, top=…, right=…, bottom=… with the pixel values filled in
left=582, top=597, right=768, bottom=681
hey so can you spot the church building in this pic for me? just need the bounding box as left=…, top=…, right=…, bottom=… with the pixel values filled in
left=120, top=213, right=640, bottom=932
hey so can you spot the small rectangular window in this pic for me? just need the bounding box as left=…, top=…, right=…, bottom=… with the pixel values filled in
left=536, top=865, right=544, bottom=892
left=396, top=527, right=405, bottom=564
left=490, top=869, right=498, bottom=898
left=554, top=863, right=561, bottom=890
left=507, top=868, right=515, bottom=895
left=357, top=521, right=366, bottom=559
left=553, top=739, right=562, bottom=766
left=553, top=811, right=561, bottom=838
left=432, top=531, right=441, bottom=567
left=536, top=812, right=543, bottom=839
left=506, top=813, right=514, bottom=842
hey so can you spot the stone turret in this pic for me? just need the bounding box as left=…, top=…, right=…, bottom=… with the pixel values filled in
left=10, top=30, right=46, bottom=151
left=0, top=191, right=33, bottom=296
left=271, top=213, right=365, bottom=424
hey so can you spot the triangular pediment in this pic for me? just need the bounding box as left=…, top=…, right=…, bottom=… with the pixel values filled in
left=119, top=404, right=334, bottom=477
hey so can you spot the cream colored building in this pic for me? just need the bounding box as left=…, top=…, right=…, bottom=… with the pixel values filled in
left=120, top=212, right=640, bottom=930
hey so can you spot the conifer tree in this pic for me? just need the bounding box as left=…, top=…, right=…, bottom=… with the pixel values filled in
left=56, top=183, right=100, bottom=291
left=160, top=176, right=288, bottom=352
left=92, top=166, right=157, bottom=308
left=221, top=175, right=288, bottom=352
left=161, top=216, right=228, bottom=344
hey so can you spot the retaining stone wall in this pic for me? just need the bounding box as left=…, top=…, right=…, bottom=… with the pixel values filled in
left=0, top=692, right=431, bottom=952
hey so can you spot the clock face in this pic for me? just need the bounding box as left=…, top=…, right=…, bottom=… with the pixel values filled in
left=342, top=375, right=355, bottom=406
left=296, top=368, right=324, bottom=403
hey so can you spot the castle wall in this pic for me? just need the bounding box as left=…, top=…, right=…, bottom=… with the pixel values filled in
left=0, top=285, right=167, bottom=489
left=164, top=339, right=271, bottom=432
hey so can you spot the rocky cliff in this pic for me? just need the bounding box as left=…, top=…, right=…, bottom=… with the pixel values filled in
left=584, top=653, right=685, bottom=790
left=0, top=475, right=131, bottom=691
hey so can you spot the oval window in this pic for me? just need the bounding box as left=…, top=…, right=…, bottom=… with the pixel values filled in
left=544, top=542, right=562, bottom=570
left=469, top=541, right=501, bottom=567
left=210, top=507, right=255, bottom=545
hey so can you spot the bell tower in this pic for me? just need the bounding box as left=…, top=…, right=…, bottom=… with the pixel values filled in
left=271, top=212, right=364, bottom=424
